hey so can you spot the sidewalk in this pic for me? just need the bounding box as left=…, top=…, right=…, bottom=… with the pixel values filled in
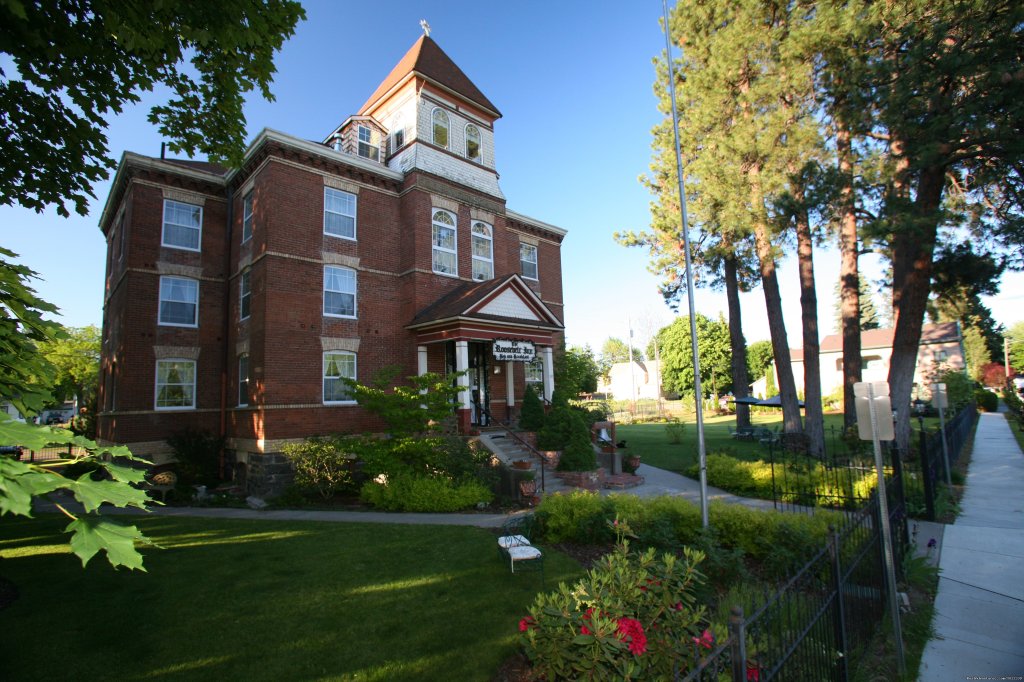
left=917, top=410, right=1024, bottom=679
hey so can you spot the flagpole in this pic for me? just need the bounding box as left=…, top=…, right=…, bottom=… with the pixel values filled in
left=662, top=0, right=709, bottom=528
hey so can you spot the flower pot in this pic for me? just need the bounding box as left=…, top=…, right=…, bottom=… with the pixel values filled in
left=541, top=450, right=561, bottom=468
left=512, top=460, right=532, bottom=470
left=623, top=455, right=641, bottom=474
left=518, top=479, right=537, bottom=497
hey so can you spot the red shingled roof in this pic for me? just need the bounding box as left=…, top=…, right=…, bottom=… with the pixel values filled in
left=359, top=36, right=500, bottom=118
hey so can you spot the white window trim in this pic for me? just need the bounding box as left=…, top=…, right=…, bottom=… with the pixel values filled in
left=242, top=191, right=254, bottom=243
left=323, top=351, right=357, bottom=405
left=238, top=354, right=249, bottom=407
left=323, top=265, right=357, bottom=319
left=471, top=221, right=493, bottom=281
left=154, top=359, right=197, bottom=411
left=239, top=269, right=251, bottom=321
left=432, top=107, right=450, bottom=149
left=526, top=359, right=545, bottom=386
left=161, top=199, right=202, bottom=252
left=521, top=243, right=539, bottom=281
left=391, top=113, right=406, bottom=154
left=357, top=125, right=380, bottom=161
left=465, top=123, right=481, bottom=162
left=323, top=187, right=357, bottom=241
left=158, top=276, right=199, bottom=328
left=432, top=209, right=458, bottom=277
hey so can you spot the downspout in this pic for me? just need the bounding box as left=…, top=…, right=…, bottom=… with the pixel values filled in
left=220, top=182, right=235, bottom=479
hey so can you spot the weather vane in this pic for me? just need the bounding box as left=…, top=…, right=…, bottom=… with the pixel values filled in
left=420, top=19, right=431, bottom=37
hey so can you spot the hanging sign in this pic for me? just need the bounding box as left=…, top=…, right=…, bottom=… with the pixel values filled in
left=493, top=339, right=536, bottom=362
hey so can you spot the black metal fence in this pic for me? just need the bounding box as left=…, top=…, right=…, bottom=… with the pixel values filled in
left=7, top=444, right=84, bottom=463
left=901, top=401, right=978, bottom=520
left=676, top=491, right=904, bottom=681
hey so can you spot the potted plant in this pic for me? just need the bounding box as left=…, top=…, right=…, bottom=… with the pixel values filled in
left=622, top=454, right=641, bottom=474
left=517, top=470, right=537, bottom=497
left=512, top=459, right=532, bottom=470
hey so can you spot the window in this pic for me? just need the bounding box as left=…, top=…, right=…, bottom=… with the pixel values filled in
left=158, top=276, right=198, bottom=327
left=242, top=191, right=253, bottom=243
left=155, top=359, right=196, bottom=409
left=520, top=243, right=538, bottom=280
left=471, top=221, right=493, bottom=281
left=117, top=212, right=126, bottom=261
left=526, top=359, right=544, bottom=388
left=323, top=265, right=356, bottom=318
left=323, top=351, right=356, bottom=403
left=324, top=187, right=357, bottom=239
left=432, top=210, right=457, bottom=275
left=162, top=199, right=202, bottom=251
left=238, top=354, right=249, bottom=406
left=239, top=269, right=251, bottom=321
left=357, top=125, right=379, bottom=161
left=936, top=350, right=948, bottom=362
left=465, top=124, right=481, bottom=161
left=391, top=113, right=405, bottom=153
left=432, top=108, right=449, bottom=148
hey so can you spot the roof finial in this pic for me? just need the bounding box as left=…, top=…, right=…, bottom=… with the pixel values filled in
left=419, top=19, right=431, bottom=37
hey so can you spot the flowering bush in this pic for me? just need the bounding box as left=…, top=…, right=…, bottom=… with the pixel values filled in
left=519, top=519, right=708, bottom=679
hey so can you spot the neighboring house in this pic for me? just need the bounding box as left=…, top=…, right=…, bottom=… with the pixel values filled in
left=599, top=360, right=664, bottom=401
left=1, top=402, right=25, bottom=422
left=95, top=36, right=566, bottom=494
left=787, top=322, right=965, bottom=398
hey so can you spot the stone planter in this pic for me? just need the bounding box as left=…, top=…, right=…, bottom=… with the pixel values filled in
left=556, top=467, right=606, bottom=491
left=623, top=455, right=641, bottom=474
left=518, top=479, right=537, bottom=497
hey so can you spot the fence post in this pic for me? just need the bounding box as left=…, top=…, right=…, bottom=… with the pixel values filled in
left=889, top=444, right=907, bottom=580
left=66, top=443, right=73, bottom=458
left=920, top=429, right=935, bottom=522
left=769, top=445, right=778, bottom=511
left=828, top=525, right=850, bottom=682
left=728, top=605, right=747, bottom=682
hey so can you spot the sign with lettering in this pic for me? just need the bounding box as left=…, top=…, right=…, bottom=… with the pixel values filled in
left=493, top=339, right=536, bottom=362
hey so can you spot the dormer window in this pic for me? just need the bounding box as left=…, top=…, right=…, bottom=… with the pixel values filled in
left=357, top=125, right=379, bottom=161
left=432, top=108, right=450, bottom=148
left=465, top=125, right=481, bottom=162
left=391, top=113, right=406, bottom=154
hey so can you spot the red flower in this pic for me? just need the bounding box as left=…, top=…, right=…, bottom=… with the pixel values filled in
left=580, top=608, right=595, bottom=635
left=518, top=616, right=536, bottom=632
left=674, top=602, right=684, bottom=611
left=616, top=617, right=647, bottom=656
left=693, top=628, right=714, bottom=650
left=746, top=662, right=762, bottom=681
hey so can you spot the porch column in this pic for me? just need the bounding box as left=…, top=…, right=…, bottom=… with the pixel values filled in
left=542, top=346, right=555, bottom=403
left=506, top=360, right=515, bottom=422
left=417, top=345, right=428, bottom=376
left=455, top=340, right=471, bottom=432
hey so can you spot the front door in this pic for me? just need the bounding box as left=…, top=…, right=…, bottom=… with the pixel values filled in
left=469, top=342, right=490, bottom=426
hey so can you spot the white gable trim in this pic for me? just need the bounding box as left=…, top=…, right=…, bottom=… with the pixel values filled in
left=478, top=289, right=540, bottom=321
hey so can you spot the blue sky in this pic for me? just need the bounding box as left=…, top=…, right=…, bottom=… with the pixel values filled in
left=2, top=0, right=1021, bottom=354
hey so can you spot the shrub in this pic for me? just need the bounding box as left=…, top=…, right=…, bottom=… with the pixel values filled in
left=556, top=410, right=597, bottom=472
left=281, top=436, right=357, bottom=500
left=537, top=405, right=575, bottom=450
left=520, top=519, right=708, bottom=680
left=664, top=418, right=686, bottom=443
left=974, top=388, right=998, bottom=412
left=359, top=473, right=492, bottom=512
left=519, top=385, right=545, bottom=432
left=166, top=428, right=223, bottom=486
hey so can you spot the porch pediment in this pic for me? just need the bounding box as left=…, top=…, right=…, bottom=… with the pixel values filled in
left=408, top=274, right=563, bottom=333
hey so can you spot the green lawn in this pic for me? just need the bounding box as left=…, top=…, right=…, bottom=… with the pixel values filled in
left=616, top=412, right=856, bottom=473
left=0, top=515, right=583, bottom=681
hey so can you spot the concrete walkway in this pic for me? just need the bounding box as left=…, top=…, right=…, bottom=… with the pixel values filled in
left=918, top=410, right=1024, bottom=679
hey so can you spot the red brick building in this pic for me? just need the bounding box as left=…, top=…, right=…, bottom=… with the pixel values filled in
left=95, top=36, right=566, bottom=493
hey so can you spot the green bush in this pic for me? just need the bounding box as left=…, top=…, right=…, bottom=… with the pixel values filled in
left=534, top=492, right=838, bottom=578
left=360, top=473, right=493, bottom=512
left=664, top=418, right=686, bottom=444
left=281, top=436, right=358, bottom=500
left=974, top=388, right=998, bottom=412
left=519, top=385, right=545, bottom=432
left=166, top=428, right=224, bottom=486
left=556, top=410, right=597, bottom=472
left=520, top=519, right=708, bottom=680
left=537, top=405, right=575, bottom=450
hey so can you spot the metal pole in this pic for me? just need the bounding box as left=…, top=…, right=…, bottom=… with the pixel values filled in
left=662, top=0, right=709, bottom=528
left=867, top=383, right=905, bottom=675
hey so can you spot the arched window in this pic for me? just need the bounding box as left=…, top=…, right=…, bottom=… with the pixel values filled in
left=471, top=221, right=493, bottom=281
left=465, top=124, right=481, bottom=161
left=432, top=108, right=450, bottom=148
left=432, top=210, right=457, bottom=275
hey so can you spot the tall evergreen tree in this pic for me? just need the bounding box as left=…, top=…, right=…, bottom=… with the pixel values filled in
left=832, top=275, right=882, bottom=333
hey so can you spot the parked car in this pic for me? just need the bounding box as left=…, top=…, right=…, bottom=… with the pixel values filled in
left=0, top=445, right=23, bottom=460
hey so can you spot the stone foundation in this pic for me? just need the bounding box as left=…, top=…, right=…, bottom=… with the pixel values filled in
left=241, top=452, right=294, bottom=498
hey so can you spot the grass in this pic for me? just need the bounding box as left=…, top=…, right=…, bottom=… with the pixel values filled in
left=615, top=412, right=855, bottom=473
left=0, top=514, right=583, bottom=681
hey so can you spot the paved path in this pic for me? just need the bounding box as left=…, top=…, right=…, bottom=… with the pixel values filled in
left=918, top=410, right=1024, bottom=679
